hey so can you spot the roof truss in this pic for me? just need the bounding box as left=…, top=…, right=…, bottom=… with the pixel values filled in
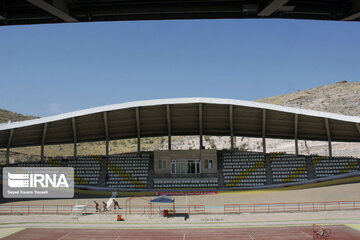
left=26, top=0, right=78, bottom=22
left=258, top=0, right=290, bottom=17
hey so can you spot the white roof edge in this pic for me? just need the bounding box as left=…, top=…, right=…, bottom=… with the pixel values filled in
left=1, top=97, right=359, bottom=131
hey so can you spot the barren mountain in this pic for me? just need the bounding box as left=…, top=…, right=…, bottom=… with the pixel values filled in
left=0, top=108, right=37, bottom=124
left=256, top=81, right=360, bottom=116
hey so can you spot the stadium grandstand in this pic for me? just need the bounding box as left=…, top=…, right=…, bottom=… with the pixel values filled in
left=2, top=2, right=360, bottom=238
left=1, top=97, right=360, bottom=192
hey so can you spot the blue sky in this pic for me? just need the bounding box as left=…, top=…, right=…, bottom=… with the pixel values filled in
left=0, top=19, right=359, bottom=117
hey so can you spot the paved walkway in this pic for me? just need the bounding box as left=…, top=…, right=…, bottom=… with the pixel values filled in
left=0, top=210, right=359, bottom=229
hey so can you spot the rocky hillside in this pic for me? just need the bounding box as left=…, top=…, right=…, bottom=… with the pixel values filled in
left=0, top=108, right=37, bottom=124
left=256, top=81, right=360, bottom=116
left=1, top=82, right=359, bottom=162
left=254, top=81, right=360, bottom=157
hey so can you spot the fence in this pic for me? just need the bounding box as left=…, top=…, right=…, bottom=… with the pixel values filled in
left=0, top=204, right=73, bottom=215
left=0, top=204, right=206, bottom=215
left=0, top=201, right=358, bottom=215
left=224, top=200, right=360, bottom=214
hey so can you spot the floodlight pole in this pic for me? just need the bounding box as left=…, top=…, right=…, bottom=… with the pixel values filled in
left=6, top=129, right=14, bottom=166
left=262, top=109, right=266, bottom=155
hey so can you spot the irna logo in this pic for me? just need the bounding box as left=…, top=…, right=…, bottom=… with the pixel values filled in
left=8, top=172, right=69, bottom=188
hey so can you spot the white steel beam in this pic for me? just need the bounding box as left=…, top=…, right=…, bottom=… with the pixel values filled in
left=342, top=12, right=360, bottom=21
left=136, top=107, right=141, bottom=153
left=103, top=112, right=109, bottom=157
left=262, top=109, right=266, bottom=155
left=26, top=0, right=78, bottom=22
left=294, top=114, right=299, bottom=156
left=40, top=123, right=48, bottom=161
left=199, top=103, right=203, bottom=149
left=258, top=0, right=290, bottom=17
left=342, top=1, right=360, bottom=21
left=6, top=129, right=14, bottom=166
left=72, top=117, right=77, bottom=159
left=230, top=105, right=234, bottom=151
left=166, top=104, right=172, bottom=150
left=325, top=118, right=332, bottom=158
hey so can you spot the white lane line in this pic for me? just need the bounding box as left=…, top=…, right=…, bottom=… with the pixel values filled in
left=249, top=234, right=255, bottom=240
left=183, top=232, right=186, bottom=240
left=115, top=236, right=121, bottom=240
left=57, top=233, right=69, bottom=240
left=301, top=231, right=312, bottom=238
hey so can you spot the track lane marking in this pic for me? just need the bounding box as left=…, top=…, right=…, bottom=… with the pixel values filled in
left=248, top=234, right=255, bottom=240
left=301, top=230, right=312, bottom=238
left=57, top=233, right=69, bottom=240
left=0, top=228, right=27, bottom=239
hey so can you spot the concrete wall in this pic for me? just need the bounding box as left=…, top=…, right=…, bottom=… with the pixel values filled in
left=154, top=149, right=217, bottom=175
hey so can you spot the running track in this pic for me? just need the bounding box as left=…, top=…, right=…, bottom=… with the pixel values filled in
left=2, top=225, right=360, bottom=240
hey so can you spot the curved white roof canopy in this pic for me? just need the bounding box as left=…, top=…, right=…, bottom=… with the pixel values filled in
left=0, top=97, right=360, bottom=148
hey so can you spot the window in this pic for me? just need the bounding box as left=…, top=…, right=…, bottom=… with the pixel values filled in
left=171, top=160, right=200, bottom=174
left=171, top=161, right=176, bottom=174
left=187, top=160, right=200, bottom=174
left=171, top=160, right=186, bottom=174
left=205, top=159, right=213, bottom=169
left=158, top=160, right=166, bottom=169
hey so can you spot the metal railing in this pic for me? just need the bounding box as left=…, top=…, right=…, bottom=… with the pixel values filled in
left=0, top=204, right=206, bottom=215
left=0, top=200, right=358, bottom=215
left=224, top=200, right=360, bottom=214
left=0, top=204, right=73, bottom=215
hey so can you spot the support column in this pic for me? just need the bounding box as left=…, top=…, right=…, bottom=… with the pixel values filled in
left=40, top=123, right=48, bottom=161
left=230, top=105, right=234, bottom=151
left=168, top=135, right=171, bottom=150
left=294, top=114, right=299, bottom=156
left=262, top=109, right=266, bottom=155
left=135, top=107, right=141, bottom=153
left=6, top=129, right=14, bottom=166
left=105, top=139, right=109, bottom=157
left=72, top=117, right=77, bottom=159
left=166, top=105, right=172, bottom=150
left=103, top=112, right=109, bottom=157
left=325, top=118, right=332, bottom=158
left=356, top=123, right=360, bottom=135
left=199, top=103, right=203, bottom=149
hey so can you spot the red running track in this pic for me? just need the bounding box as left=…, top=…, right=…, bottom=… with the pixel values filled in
left=2, top=225, right=360, bottom=240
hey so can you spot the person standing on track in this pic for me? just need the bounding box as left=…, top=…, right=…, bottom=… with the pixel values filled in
left=113, top=199, right=121, bottom=210
left=102, top=201, right=108, bottom=212
left=94, top=201, right=100, bottom=212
